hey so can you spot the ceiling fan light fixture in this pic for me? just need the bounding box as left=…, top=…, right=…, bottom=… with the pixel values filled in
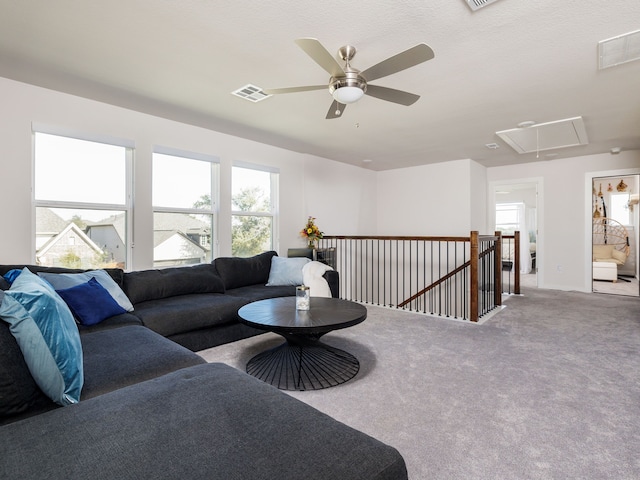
left=332, top=86, right=365, bottom=104
left=329, top=73, right=366, bottom=104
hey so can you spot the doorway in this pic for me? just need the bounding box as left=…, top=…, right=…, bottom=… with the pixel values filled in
left=591, top=174, right=639, bottom=297
left=491, top=180, right=540, bottom=289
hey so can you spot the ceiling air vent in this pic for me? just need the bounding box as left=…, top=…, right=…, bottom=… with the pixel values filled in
left=496, top=117, right=589, bottom=155
left=231, top=84, right=271, bottom=102
left=598, top=29, right=640, bottom=69
left=464, top=0, right=503, bottom=11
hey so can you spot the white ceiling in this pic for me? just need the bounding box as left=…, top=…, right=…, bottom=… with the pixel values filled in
left=0, top=0, right=639, bottom=171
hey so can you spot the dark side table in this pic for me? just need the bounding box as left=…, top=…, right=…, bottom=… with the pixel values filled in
left=237, top=297, right=367, bottom=391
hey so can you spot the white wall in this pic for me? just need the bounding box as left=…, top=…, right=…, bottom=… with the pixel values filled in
left=487, top=151, right=640, bottom=291
left=0, top=77, right=376, bottom=269
left=376, top=159, right=486, bottom=236
left=3, top=75, right=640, bottom=294
left=469, top=160, right=487, bottom=232
left=302, top=159, right=377, bottom=236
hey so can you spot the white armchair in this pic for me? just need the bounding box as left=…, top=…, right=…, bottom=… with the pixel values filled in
left=592, top=244, right=627, bottom=282
left=592, top=244, right=627, bottom=266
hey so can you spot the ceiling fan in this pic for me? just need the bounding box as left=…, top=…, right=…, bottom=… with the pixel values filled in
left=263, top=38, right=435, bottom=119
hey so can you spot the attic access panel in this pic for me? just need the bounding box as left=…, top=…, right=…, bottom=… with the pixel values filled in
left=464, top=0, right=503, bottom=11
left=496, top=117, right=589, bottom=154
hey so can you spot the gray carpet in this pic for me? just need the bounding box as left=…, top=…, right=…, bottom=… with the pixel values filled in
left=198, top=288, right=640, bottom=479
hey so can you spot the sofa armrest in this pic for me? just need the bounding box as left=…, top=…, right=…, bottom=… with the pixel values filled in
left=323, top=270, right=339, bottom=298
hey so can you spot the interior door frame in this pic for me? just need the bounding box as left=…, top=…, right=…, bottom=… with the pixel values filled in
left=584, top=167, right=640, bottom=293
left=488, top=177, right=543, bottom=288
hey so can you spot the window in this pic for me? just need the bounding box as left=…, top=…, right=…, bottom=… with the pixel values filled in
left=34, top=131, right=131, bottom=269
left=610, top=193, right=630, bottom=226
left=231, top=165, right=278, bottom=257
left=495, top=203, right=521, bottom=234
left=152, top=150, right=218, bottom=267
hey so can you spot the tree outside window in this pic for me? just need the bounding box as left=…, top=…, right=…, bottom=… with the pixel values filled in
left=231, top=166, right=277, bottom=257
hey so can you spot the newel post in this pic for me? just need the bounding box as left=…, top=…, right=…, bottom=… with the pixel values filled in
left=514, top=230, right=521, bottom=295
left=494, top=231, right=502, bottom=307
left=470, top=231, right=479, bottom=322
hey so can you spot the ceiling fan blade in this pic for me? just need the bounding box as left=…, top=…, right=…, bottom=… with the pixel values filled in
left=263, top=85, right=326, bottom=95
left=326, top=100, right=346, bottom=119
left=361, top=44, right=434, bottom=82
left=365, top=85, right=420, bottom=106
left=295, top=38, right=345, bottom=77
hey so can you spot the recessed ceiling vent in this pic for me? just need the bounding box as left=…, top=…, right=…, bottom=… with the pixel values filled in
left=464, top=0, right=503, bottom=11
left=231, top=84, right=271, bottom=102
left=496, top=116, right=589, bottom=155
left=598, top=29, right=640, bottom=69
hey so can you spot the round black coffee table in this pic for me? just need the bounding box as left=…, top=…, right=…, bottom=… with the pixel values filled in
left=237, top=297, right=367, bottom=391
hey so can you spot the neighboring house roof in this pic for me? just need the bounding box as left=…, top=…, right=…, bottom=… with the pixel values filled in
left=35, top=207, right=69, bottom=234
left=87, top=213, right=126, bottom=244
left=153, top=230, right=208, bottom=263
left=153, top=230, right=206, bottom=252
left=86, top=212, right=210, bottom=243
left=153, top=212, right=211, bottom=234
left=37, top=222, right=103, bottom=258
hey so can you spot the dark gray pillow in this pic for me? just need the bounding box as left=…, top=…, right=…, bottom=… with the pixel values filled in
left=123, top=264, right=225, bottom=305
left=214, top=251, right=277, bottom=290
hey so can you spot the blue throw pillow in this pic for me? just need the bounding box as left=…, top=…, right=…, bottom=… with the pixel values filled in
left=39, top=269, right=134, bottom=312
left=266, top=256, right=311, bottom=286
left=56, top=277, right=127, bottom=326
left=0, top=268, right=83, bottom=406
left=3, top=269, right=22, bottom=285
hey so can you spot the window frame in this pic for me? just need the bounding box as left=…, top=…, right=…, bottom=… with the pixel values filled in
left=609, top=192, right=630, bottom=226
left=32, top=124, right=134, bottom=269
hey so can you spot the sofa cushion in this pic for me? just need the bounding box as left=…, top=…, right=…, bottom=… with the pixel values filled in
left=168, top=322, right=263, bottom=352
left=611, top=248, right=627, bottom=264
left=266, top=256, right=310, bottom=286
left=76, top=312, right=143, bottom=334
left=0, top=363, right=408, bottom=480
left=132, top=294, right=249, bottom=338
left=123, top=263, right=225, bottom=304
left=592, top=244, right=614, bottom=260
left=80, top=325, right=205, bottom=400
left=56, top=277, right=127, bottom=326
left=39, top=269, right=134, bottom=312
left=213, top=250, right=276, bottom=290
left=0, top=320, right=52, bottom=420
left=224, top=284, right=297, bottom=300
left=0, top=268, right=83, bottom=406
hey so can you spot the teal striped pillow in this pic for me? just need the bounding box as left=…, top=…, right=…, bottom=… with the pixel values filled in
left=0, top=268, right=83, bottom=406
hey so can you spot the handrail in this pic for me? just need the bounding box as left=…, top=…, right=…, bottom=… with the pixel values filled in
left=327, top=235, right=471, bottom=242
left=398, top=260, right=469, bottom=308
left=317, top=231, right=510, bottom=322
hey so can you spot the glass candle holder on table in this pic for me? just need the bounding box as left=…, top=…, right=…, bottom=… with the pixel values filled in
left=296, top=285, right=310, bottom=310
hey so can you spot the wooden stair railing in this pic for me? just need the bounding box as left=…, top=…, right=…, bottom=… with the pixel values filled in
left=318, top=231, right=510, bottom=322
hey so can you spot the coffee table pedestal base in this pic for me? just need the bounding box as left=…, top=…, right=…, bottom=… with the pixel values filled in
left=246, top=340, right=359, bottom=391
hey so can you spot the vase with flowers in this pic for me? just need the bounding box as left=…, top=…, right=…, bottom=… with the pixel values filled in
left=300, top=216, right=323, bottom=249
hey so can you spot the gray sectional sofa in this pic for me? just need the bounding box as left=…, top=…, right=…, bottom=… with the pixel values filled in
left=0, top=252, right=408, bottom=479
